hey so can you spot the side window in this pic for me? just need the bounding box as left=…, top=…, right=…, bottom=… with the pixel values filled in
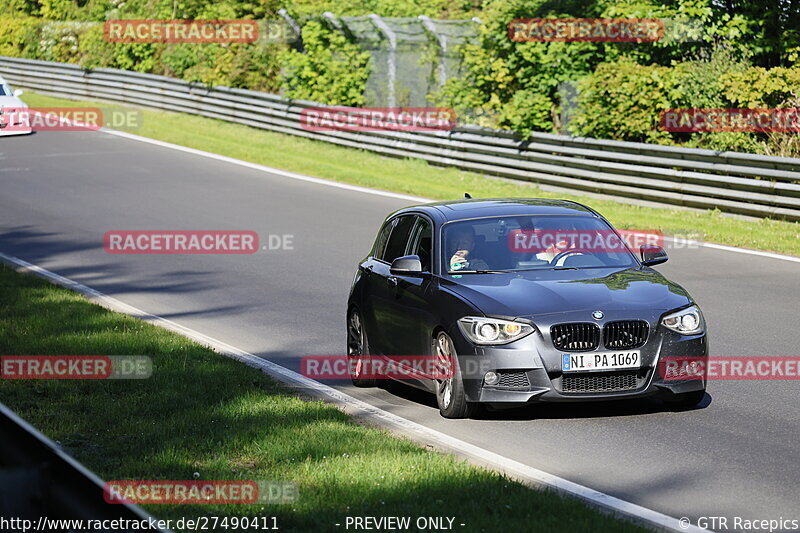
left=408, top=218, right=433, bottom=272
left=382, top=215, right=416, bottom=263
left=373, top=219, right=395, bottom=259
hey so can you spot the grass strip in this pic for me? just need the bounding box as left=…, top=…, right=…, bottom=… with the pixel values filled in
left=20, top=91, right=800, bottom=257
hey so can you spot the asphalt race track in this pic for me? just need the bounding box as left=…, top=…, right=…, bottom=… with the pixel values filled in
left=2, top=129, right=799, bottom=526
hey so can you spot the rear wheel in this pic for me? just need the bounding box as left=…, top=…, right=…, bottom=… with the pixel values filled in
left=664, top=389, right=705, bottom=409
left=434, top=331, right=475, bottom=419
left=347, top=310, right=376, bottom=387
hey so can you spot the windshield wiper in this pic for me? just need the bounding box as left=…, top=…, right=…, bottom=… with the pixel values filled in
left=448, top=269, right=509, bottom=274
left=509, top=267, right=575, bottom=272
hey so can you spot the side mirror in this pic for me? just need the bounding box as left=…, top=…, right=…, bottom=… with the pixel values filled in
left=390, top=255, right=423, bottom=276
left=13, top=89, right=23, bottom=97
left=640, top=245, right=668, bottom=266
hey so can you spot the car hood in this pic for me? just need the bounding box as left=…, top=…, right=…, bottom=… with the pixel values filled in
left=440, top=266, right=691, bottom=318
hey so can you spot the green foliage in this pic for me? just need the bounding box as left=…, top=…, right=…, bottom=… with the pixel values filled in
left=0, top=16, right=39, bottom=56
left=570, top=58, right=675, bottom=143
left=721, top=67, right=800, bottom=108
left=279, top=20, right=370, bottom=105
left=0, top=16, right=284, bottom=89
left=3, top=0, right=800, bottom=155
left=37, top=0, right=78, bottom=19
left=33, top=21, right=91, bottom=62
left=570, top=47, right=795, bottom=153
left=431, top=0, right=761, bottom=137
left=287, top=0, right=480, bottom=18
left=433, top=0, right=604, bottom=134
left=0, top=0, right=40, bottom=16
left=0, top=0, right=479, bottom=21
left=77, top=22, right=118, bottom=69
left=160, top=42, right=283, bottom=91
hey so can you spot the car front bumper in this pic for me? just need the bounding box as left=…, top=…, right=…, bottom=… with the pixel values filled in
left=450, top=310, right=708, bottom=406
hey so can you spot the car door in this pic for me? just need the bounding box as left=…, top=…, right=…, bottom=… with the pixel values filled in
left=369, top=215, right=417, bottom=356
left=359, top=217, right=395, bottom=355
left=382, top=215, right=437, bottom=359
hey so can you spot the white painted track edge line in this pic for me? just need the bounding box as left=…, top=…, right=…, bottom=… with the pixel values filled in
left=98, top=127, right=799, bottom=266
left=0, top=251, right=708, bottom=533
left=99, top=128, right=431, bottom=204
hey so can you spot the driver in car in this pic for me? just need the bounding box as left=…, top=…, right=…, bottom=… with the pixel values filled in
left=530, top=219, right=572, bottom=263
left=448, top=226, right=490, bottom=271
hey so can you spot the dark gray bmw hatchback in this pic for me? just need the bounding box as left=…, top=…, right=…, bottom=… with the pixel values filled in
left=347, top=198, right=708, bottom=418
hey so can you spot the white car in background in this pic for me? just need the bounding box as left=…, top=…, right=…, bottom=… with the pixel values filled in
left=0, top=76, right=32, bottom=136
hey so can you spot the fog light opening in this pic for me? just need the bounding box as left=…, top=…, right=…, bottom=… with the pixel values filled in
left=484, top=371, right=499, bottom=385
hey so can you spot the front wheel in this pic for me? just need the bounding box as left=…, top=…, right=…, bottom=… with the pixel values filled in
left=433, top=331, right=475, bottom=419
left=347, top=309, right=376, bottom=387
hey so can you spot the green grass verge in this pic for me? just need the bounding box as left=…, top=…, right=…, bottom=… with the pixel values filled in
left=22, top=91, right=800, bottom=257
left=0, top=264, right=647, bottom=533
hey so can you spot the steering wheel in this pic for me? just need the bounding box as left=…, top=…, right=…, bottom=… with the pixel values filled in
left=549, top=248, right=596, bottom=267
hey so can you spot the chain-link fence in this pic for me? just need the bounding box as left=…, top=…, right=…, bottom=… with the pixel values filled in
left=284, top=11, right=480, bottom=107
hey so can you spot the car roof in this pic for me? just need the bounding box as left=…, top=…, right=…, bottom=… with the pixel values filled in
left=400, top=198, right=599, bottom=221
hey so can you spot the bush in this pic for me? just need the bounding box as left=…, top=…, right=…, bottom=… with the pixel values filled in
left=721, top=66, right=800, bottom=108
left=1, top=0, right=799, bottom=157
left=161, top=42, right=283, bottom=91
left=431, top=0, right=753, bottom=137
left=77, top=22, right=118, bottom=69
left=571, top=47, right=767, bottom=152
left=33, top=21, right=94, bottom=62
left=0, top=16, right=40, bottom=57
left=570, top=58, right=676, bottom=143
left=279, top=20, right=370, bottom=105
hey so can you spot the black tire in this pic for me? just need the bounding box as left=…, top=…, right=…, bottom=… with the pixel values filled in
left=347, top=309, right=376, bottom=387
left=664, top=389, right=706, bottom=409
left=433, top=331, right=475, bottom=419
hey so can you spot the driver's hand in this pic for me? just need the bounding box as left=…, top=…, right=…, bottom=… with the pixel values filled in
left=449, top=250, right=469, bottom=271
left=536, top=240, right=570, bottom=262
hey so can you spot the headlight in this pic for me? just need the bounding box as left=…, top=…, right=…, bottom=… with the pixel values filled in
left=661, top=305, right=705, bottom=335
left=457, top=317, right=534, bottom=345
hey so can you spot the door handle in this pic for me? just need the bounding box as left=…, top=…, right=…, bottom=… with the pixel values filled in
left=388, top=276, right=398, bottom=287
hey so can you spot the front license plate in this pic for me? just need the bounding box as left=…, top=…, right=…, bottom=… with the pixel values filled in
left=562, top=351, right=640, bottom=372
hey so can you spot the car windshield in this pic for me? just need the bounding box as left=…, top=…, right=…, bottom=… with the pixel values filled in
left=0, top=83, right=10, bottom=96
left=442, top=214, right=638, bottom=274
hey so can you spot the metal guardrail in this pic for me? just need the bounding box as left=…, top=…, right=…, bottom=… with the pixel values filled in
left=2, top=55, right=800, bottom=221
left=0, top=401, right=171, bottom=531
